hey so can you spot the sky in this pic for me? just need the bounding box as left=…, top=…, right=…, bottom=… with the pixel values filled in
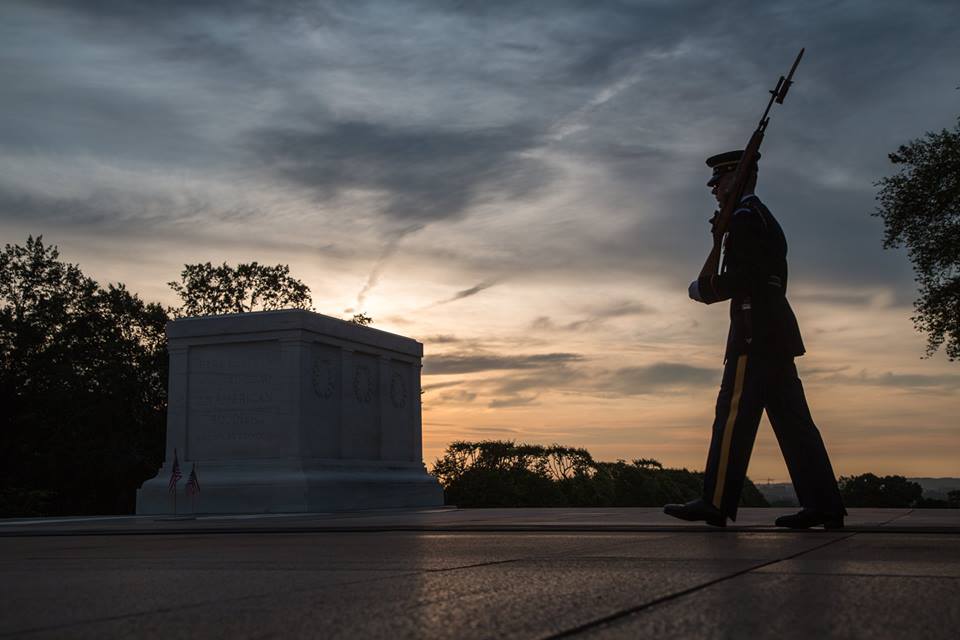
left=2, top=0, right=958, bottom=481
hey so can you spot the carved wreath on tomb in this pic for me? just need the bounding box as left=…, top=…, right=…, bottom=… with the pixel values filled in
left=390, top=372, right=407, bottom=409
left=353, top=365, right=375, bottom=403
left=311, top=358, right=336, bottom=399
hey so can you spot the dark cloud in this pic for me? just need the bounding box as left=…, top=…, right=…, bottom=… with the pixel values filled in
left=797, top=365, right=852, bottom=378
left=469, top=426, right=520, bottom=435
left=422, top=380, right=464, bottom=393
left=421, top=343, right=591, bottom=407
left=249, top=121, right=552, bottom=222
left=489, top=394, right=539, bottom=409
left=603, top=362, right=719, bottom=395
left=1, top=2, right=279, bottom=169
left=756, top=175, right=917, bottom=298
left=791, top=291, right=887, bottom=307
left=0, top=83, right=198, bottom=163
left=490, top=365, right=585, bottom=397
left=531, top=300, right=655, bottom=332
left=422, top=334, right=461, bottom=344
left=423, top=352, right=583, bottom=375
left=530, top=316, right=554, bottom=330
left=814, top=370, right=960, bottom=391
left=436, top=389, right=478, bottom=404
left=0, top=184, right=222, bottom=229
left=439, top=357, right=722, bottom=405
left=432, top=279, right=500, bottom=306
left=593, top=300, right=656, bottom=318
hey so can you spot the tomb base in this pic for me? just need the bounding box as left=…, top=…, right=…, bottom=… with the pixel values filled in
left=137, top=459, right=443, bottom=514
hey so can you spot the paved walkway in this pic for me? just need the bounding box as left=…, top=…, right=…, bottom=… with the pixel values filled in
left=1, top=509, right=958, bottom=638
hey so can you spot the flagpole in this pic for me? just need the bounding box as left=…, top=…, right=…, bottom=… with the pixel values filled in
left=185, top=462, right=200, bottom=516
left=168, top=448, right=182, bottom=516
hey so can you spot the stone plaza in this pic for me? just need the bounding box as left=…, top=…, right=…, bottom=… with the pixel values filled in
left=1, top=507, right=958, bottom=638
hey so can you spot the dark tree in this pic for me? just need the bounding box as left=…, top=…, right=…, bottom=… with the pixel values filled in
left=948, top=489, right=960, bottom=508
left=839, top=473, right=923, bottom=508
left=0, top=237, right=168, bottom=516
left=873, top=117, right=960, bottom=360
left=432, top=441, right=565, bottom=507
left=168, top=261, right=312, bottom=317
left=431, top=440, right=767, bottom=508
left=350, top=312, right=373, bottom=326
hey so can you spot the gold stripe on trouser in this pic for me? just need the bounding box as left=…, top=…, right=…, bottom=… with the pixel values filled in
left=712, top=355, right=748, bottom=509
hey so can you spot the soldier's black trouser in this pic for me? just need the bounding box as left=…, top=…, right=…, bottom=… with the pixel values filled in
left=703, top=353, right=846, bottom=520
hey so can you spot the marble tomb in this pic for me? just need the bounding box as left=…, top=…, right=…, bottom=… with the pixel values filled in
left=136, top=309, right=443, bottom=514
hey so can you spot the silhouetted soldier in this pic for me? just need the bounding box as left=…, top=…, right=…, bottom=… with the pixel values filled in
left=663, top=151, right=846, bottom=529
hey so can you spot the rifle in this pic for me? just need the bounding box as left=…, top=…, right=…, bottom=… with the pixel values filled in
left=699, top=48, right=804, bottom=279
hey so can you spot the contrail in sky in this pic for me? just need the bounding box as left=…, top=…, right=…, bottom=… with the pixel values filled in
left=429, top=279, right=500, bottom=307
left=353, top=224, right=423, bottom=311
left=548, top=70, right=645, bottom=142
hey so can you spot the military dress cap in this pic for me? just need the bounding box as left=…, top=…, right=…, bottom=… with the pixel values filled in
left=706, top=149, right=760, bottom=186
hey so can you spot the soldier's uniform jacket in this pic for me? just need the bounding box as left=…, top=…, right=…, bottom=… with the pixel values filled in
left=696, top=194, right=805, bottom=361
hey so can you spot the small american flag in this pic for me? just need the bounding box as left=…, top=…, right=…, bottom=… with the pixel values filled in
left=185, top=463, right=200, bottom=497
left=168, top=449, right=182, bottom=494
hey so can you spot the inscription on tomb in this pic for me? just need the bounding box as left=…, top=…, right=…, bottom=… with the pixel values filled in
left=187, top=342, right=284, bottom=459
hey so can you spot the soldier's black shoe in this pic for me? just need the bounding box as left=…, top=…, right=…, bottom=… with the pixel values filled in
left=663, top=499, right=726, bottom=527
left=775, top=509, right=844, bottom=530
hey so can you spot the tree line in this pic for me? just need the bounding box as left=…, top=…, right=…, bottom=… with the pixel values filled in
left=432, top=440, right=769, bottom=508
left=433, top=441, right=960, bottom=509
left=838, top=473, right=960, bottom=509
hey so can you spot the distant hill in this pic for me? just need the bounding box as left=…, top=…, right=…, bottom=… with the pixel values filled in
left=756, top=483, right=798, bottom=507
left=757, top=478, right=960, bottom=506
left=909, top=478, right=960, bottom=501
